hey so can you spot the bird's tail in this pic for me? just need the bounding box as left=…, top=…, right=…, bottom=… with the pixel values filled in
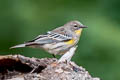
left=10, top=44, right=26, bottom=49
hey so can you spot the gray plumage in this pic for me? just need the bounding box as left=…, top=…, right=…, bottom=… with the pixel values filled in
left=10, top=20, right=87, bottom=55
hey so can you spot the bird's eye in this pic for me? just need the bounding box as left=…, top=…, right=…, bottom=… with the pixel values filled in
left=73, top=24, right=78, bottom=27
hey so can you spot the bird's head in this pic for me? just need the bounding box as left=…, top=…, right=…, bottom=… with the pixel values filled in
left=64, top=20, right=87, bottom=35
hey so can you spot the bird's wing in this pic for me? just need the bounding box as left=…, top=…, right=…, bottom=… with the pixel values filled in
left=25, top=31, right=73, bottom=45
left=47, top=31, right=72, bottom=41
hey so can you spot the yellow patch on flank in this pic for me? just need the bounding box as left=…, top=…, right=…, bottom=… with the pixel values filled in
left=65, top=39, right=75, bottom=45
left=75, top=29, right=82, bottom=35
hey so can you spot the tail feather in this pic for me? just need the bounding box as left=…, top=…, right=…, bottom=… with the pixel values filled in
left=10, top=44, right=26, bottom=49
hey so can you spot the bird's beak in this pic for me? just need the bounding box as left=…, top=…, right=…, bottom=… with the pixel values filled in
left=80, top=25, right=88, bottom=28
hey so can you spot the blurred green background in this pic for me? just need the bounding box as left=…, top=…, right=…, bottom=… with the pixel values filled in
left=0, top=0, right=120, bottom=80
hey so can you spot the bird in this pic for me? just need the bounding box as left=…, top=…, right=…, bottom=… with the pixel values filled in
left=10, top=20, right=87, bottom=57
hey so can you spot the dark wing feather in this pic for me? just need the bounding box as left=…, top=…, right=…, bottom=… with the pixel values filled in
left=47, top=31, right=72, bottom=41
left=25, top=31, right=73, bottom=45
left=26, top=35, right=48, bottom=43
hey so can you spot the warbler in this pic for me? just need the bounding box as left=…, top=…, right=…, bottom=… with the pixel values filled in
left=10, top=20, right=87, bottom=56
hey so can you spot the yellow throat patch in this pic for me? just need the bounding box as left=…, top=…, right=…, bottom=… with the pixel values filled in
left=75, top=29, right=82, bottom=35
left=65, top=39, right=75, bottom=45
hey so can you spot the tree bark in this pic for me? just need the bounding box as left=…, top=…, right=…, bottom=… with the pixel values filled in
left=0, top=55, right=100, bottom=80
